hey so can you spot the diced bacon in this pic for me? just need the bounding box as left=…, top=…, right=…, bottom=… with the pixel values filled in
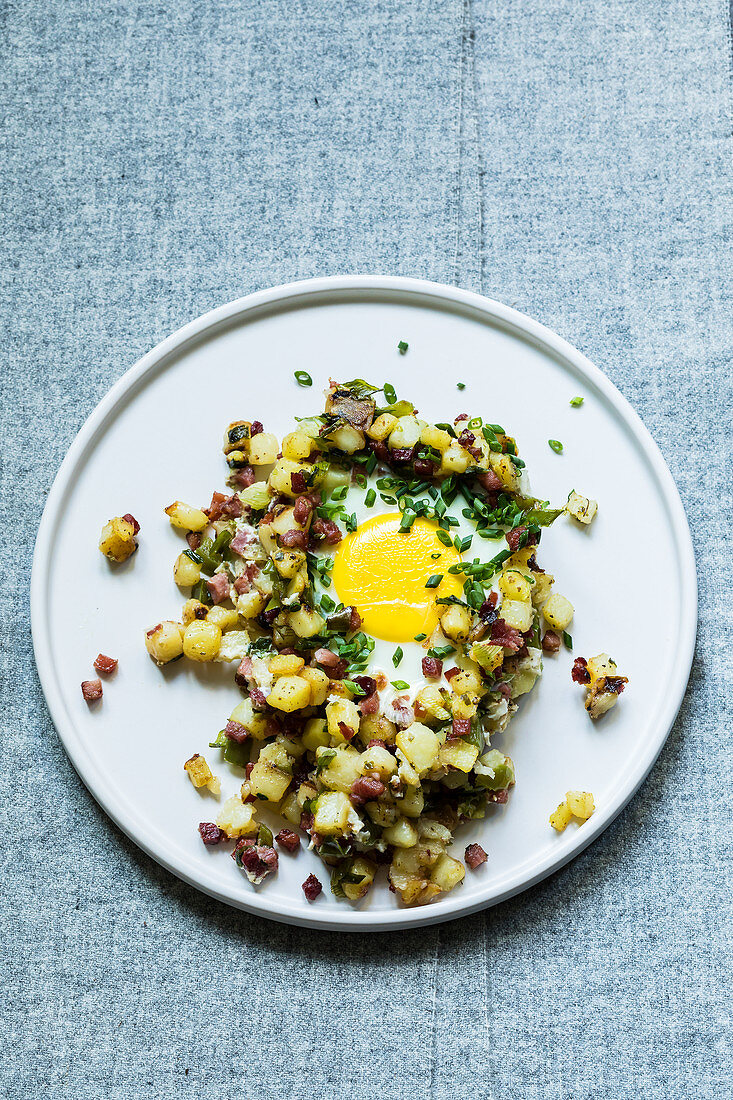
left=93, top=654, right=117, bottom=675
left=224, top=720, right=249, bottom=744
left=414, top=457, right=437, bottom=477
left=309, top=518, right=342, bottom=546
left=302, top=874, right=322, bottom=901
left=186, top=531, right=202, bottom=550
left=230, top=528, right=256, bottom=555
left=306, top=490, right=322, bottom=507
left=422, top=656, right=442, bottom=678
left=81, top=679, right=103, bottom=703
left=250, top=421, right=264, bottom=436
left=457, top=429, right=482, bottom=460
left=349, top=776, right=385, bottom=805
left=206, top=572, right=230, bottom=604
left=366, top=439, right=390, bottom=464
left=486, top=788, right=510, bottom=804
left=293, top=496, right=313, bottom=525
left=299, top=810, right=314, bottom=833
left=476, top=469, right=502, bottom=492
left=199, top=822, right=227, bottom=846
left=572, top=657, right=590, bottom=684
left=349, top=606, right=362, bottom=631
left=359, top=692, right=379, bottom=715
left=505, top=525, right=537, bottom=552
left=455, top=413, right=469, bottom=422
left=390, top=447, right=414, bottom=464
left=386, top=696, right=413, bottom=728
left=220, top=494, right=242, bottom=518
left=245, top=762, right=255, bottom=779
left=231, top=465, right=256, bottom=488
left=280, top=529, right=307, bottom=549
left=542, top=630, right=562, bottom=654
left=121, top=513, right=140, bottom=535
left=338, top=722, right=356, bottom=742
left=490, top=617, right=524, bottom=651
left=496, top=682, right=511, bottom=700
left=234, top=574, right=251, bottom=595
left=314, top=648, right=341, bottom=668
left=479, top=592, right=499, bottom=621
left=233, top=840, right=279, bottom=881
left=366, top=739, right=387, bottom=750
left=606, top=676, right=627, bottom=694
left=464, top=843, right=488, bottom=869
left=290, top=471, right=308, bottom=494
left=452, top=718, right=471, bottom=738
left=234, top=657, right=253, bottom=685
left=276, top=829, right=301, bottom=853
left=354, top=675, right=377, bottom=697
left=249, top=687, right=268, bottom=710
left=444, top=666, right=461, bottom=682
left=206, top=491, right=227, bottom=521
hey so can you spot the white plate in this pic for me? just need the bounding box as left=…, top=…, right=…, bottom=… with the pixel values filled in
left=31, top=277, right=696, bottom=931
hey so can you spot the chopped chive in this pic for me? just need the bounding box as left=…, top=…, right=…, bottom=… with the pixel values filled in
left=425, top=574, right=443, bottom=588
left=548, top=439, right=564, bottom=454
left=488, top=423, right=504, bottom=434
left=467, top=417, right=482, bottom=430
left=345, top=513, right=357, bottom=532
left=447, top=563, right=466, bottom=574
left=364, top=488, right=376, bottom=508
left=570, top=396, right=584, bottom=407
left=398, top=512, right=416, bottom=533
left=457, top=382, right=466, bottom=390
left=513, top=457, right=526, bottom=468
left=320, top=593, right=335, bottom=612
left=397, top=340, right=409, bottom=354
left=436, top=529, right=452, bottom=547
left=294, top=370, right=312, bottom=387
left=383, top=382, right=397, bottom=405
left=365, top=453, right=377, bottom=474
left=391, top=680, right=410, bottom=690
left=428, top=644, right=455, bottom=659
left=392, top=647, right=403, bottom=667
left=355, top=473, right=367, bottom=488
left=430, top=552, right=441, bottom=559
left=342, top=679, right=366, bottom=697
left=455, top=535, right=473, bottom=553
left=563, top=631, right=573, bottom=649
left=331, top=485, right=348, bottom=500
left=414, top=633, right=427, bottom=641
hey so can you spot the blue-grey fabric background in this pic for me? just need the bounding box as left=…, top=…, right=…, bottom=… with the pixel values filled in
left=2, top=1, right=731, bottom=1097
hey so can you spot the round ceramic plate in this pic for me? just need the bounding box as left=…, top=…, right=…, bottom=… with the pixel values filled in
left=31, top=277, right=696, bottom=931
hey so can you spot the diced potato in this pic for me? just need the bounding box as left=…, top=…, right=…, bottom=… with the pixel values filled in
left=439, top=740, right=479, bottom=773
left=488, top=452, right=518, bottom=491
left=359, top=713, right=397, bottom=744
left=313, top=791, right=355, bottom=835
left=342, top=857, right=377, bottom=901
left=396, top=751, right=421, bottom=788
left=448, top=667, right=483, bottom=696
left=248, top=744, right=292, bottom=803
left=287, top=606, right=325, bottom=638
left=330, top=425, right=365, bottom=453
left=395, top=723, right=441, bottom=776
left=206, top=606, right=239, bottom=632
left=270, top=506, right=300, bottom=536
left=500, top=599, right=533, bottom=632
left=229, top=698, right=268, bottom=740
left=182, top=599, right=208, bottom=626
left=418, top=818, right=453, bottom=843
left=543, top=594, right=574, bottom=631
left=451, top=694, right=478, bottom=719
left=504, top=546, right=534, bottom=573
left=236, top=589, right=268, bottom=619
left=302, top=717, right=330, bottom=751
left=268, top=458, right=313, bottom=498
left=566, top=790, right=595, bottom=820
left=268, top=653, right=305, bottom=676
left=586, top=653, right=617, bottom=682
left=216, top=795, right=258, bottom=838
left=431, top=853, right=465, bottom=893
left=367, top=413, right=398, bottom=441
left=549, top=800, right=574, bottom=832
left=389, top=845, right=443, bottom=907
left=469, top=643, right=503, bottom=674
left=98, top=516, right=137, bottom=562
left=361, top=743, right=398, bottom=779
left=272, top=548, right=306, bottom=579
left=165, top=501, right=209, bottom=532
left=415, top=685, right=451, bottom=723
left=326, top=697, right=360, bottom=741
left=420, top=424, right=453, bottom=453
left=216, top=630, right=250, bottom=662
left=388, top=415, right=423, bottom=450
left=499, top=569, right=531, bottom=602
left=287, top=568, right=308, bottom=599
left=182, top=620, right=221, bottom=662
left=566, top=490, right=598, bottom=525
left=586, top=679, right=626, bottom=719
left=173, top=551, right=202, bottom=587
left=282, top=430, right=317, bottom=462
left=440, top=603, right=472, bottom=642
left=238, top=481, right=271, bottom=512
left=531, top=572, right=554, bottom=608
left=316, top=744, right=363, bottom=793
left=382, top=817, right=419, bottom=848
left=366, top=800, right=398, bottom=828
left=248, top=432, right=279, bottom=466
left=184, top=753, right=218, bottom=791
left=440, top=441, right=470, bottom=475
left=267, top=675, right=312, bottom=712
left=145, top=620, right=184, bottom=665
left=300, top=667, right=329, bottom=707
left=399, top=785, right=425, bottom=817
left=279, top=791, right=302, bottom=826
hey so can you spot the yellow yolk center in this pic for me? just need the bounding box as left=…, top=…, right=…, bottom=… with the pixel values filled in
left=332, top=513, right=463, bottom=643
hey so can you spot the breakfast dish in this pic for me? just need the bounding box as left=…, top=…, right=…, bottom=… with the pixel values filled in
left=143, top=376, right=601, bottom=906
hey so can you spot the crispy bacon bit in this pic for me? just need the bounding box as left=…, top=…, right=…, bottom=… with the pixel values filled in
left=476, top=469, right=502, bottom=492
left=302, top=873, right=322, bottom=901
left=422, top=656, right=443, bottom=678
left=391, top=447, right=414, bottom=464
left=230, top=529, right=256, bottom=555
left=457, top=429, right=482, bottom=460
left=199, top=822, right=227, bottom=846
left=234, top=656, right=252, bottom=685
left=220, top=494, right=242, bottom=518
left=93, top=654, right=117, bottom=675
left=245, top=762, right=255, bottom=779
left=455, top=413, right=469, bottom=422
left=186, top=531, right=202, bottom=550
left=479, top=593, right=499, bottom=623
left=496, top=682, right=511, bottom=700
left=259, top=607, right=279, bottom=626
left=121, top=513, right=140, bottom=535
left=349, top=776, right=385, bottom=805
left=366, top=439, right=390, bottom=464
left=250, top=421, right=264, bottom=436
left=81, top=679, right=103, bottom=703
left=464, top=843, right=488, bottom=869
left=231, top=464, right=256, bottom=488
left=452, top=717, right=471, bottom=738
left=505, top=525, right=537, bottom=553
left=314, top=647, right=340, bottom=668
left=233, top=840, right=279, bottom=881
left=366, top=738, right=387, bottom=749
left=572, top=657, right=590, bottom=684
left=414, top=457, right=437, bottom=477
left=542, top=630, right=562, bottom=654
left=354, top=675, right=376, bottom=697
left=249, top=687, right=268, bottom=710
left=293, top=496, right=313, bottom=525
left=359, top=692, right=379, bottom=715
left=338, top=721, right=356, bottom=742
left=206, top=572, right=230, bottom=604
left=349, top=606, right=362, bottom=631
left=290, top=471, right=308, bottom=495
left=278, top=528, right=307, bottom=550
left=490, top=617, right=524, bottom=651
left=300, top=810, right=314, bottom=833
left=444, top=666, right=461, bottom=682
left=206, top=491, right=227, bottom=521
left=527, top=553, right=543, bottom=573
left=309, top=518, right=342, bottom=546
left=276, top=829, right=301, bottom=853
left=224, top=720, right=249, bottom=744
left=233, top=573, right=251, bottom=596
left=606, top=676, right=627, bottom=694
left=486, top=788, right=510, bottom=804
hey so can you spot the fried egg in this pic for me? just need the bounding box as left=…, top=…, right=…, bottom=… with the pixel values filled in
left=332, top=513, right=463, bottom=643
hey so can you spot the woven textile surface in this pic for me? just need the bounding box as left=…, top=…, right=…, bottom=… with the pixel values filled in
left=1, top=1, right=731, bottom=1097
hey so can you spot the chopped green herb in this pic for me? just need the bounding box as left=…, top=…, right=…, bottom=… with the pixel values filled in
left=345, top=513, right=357, bottom=533
left=391, top=680, right=410, bottom=690
left=383, top=383, right=397, bottom=405
left=563, top=631, right=573, bottom=650
left=414, top=633, right=427, bottom=641
left=570, top=396, right=584, bottom=407
left=548, top=439, right=564, bottom=454
left=455, top=535, right=473, bottom=553
left=436, top=529, right=452, bottom=547
left=320, top=593, right=335, bottom=613
left=294, top=370, right=312, bottom=387
left=398, top=511, right=416, bottom=533
left=392, top=647, right=403, bottom=667
left=457, top=382, right=466, bottom=390
left=430, top=551, right=441, bottom=559
left=428, top=644, right=456, bottom=659
left=315, top=749, right=337, bottom=773
left=488, top=423, right=504, bottom=434
left=364, top=488, right=376, bottom=508
left=425, top=574, right=443, bottom=588
left=342, top=679, right=367, bottom=697
left=397, top=340, right=409, bottom=354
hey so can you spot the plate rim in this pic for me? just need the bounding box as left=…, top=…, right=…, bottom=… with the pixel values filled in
left=31, top=275, right=697, bottom=931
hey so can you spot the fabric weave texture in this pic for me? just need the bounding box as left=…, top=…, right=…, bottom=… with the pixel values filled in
left=1, top=1, right=731, bottom=1097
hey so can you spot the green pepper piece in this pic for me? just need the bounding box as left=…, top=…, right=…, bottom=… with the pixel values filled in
left=212, top=528, right=233, bottom=556
left=222, top=739, right=250, bottom=768
left=196, top=538, right=220, bottom=574
left=257, top=823, right=274, bottom=848
left=191, top=579, right=213, bottom=605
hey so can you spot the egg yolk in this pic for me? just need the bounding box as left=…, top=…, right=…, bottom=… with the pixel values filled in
left=332, top=513, right=464, bottom=643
